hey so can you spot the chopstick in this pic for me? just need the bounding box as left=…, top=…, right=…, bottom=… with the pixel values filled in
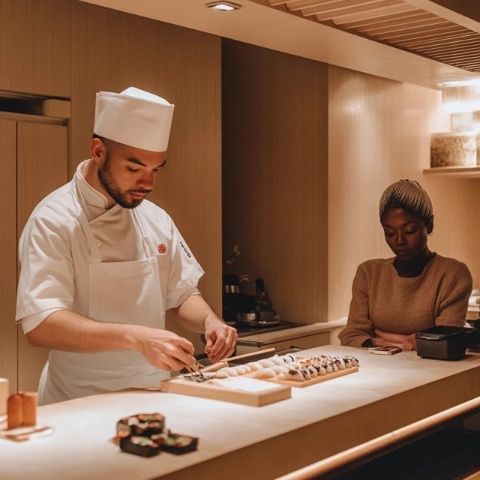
left=224, top=347, right=276, bottom=363
left=4, top=425, right=53, bottom=442
left=202, top=347, right=276, bottom=372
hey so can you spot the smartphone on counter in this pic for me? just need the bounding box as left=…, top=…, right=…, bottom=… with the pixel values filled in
left=368, top=345, right=402, bottom=355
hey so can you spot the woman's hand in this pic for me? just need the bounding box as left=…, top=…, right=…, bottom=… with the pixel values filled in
left=374, top=328, right=417, bottom=351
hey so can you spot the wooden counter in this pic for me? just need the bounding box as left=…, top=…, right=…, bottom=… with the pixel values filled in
left=1, top=346, right=480, bottom=480
left=236, top=322, right=338, bottom=353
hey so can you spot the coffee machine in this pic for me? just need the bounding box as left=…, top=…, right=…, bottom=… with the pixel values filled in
left=222, top=274, right=255, bottom=322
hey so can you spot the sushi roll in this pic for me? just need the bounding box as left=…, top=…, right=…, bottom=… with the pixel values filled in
left=120, top=435, right=161, bottom=457
left=152, top=430, right=199, bottom=455
left=116, top=413, right=165, bottom=438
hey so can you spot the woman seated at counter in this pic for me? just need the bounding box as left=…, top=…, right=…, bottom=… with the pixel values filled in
left=339, top=179, right=472, bottom=350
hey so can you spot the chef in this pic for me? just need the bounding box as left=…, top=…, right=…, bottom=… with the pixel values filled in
left=16, top=87, right=237, bottom=404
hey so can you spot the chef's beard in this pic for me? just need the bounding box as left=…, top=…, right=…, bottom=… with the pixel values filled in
left=98, top=153, right=145, bottom=209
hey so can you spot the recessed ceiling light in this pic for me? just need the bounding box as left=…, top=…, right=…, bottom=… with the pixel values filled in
left=206, top=2, right=241, bottom=12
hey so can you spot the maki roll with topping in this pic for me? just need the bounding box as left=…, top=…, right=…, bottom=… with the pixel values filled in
left=152, top=430, right=199, bottom=455
left=120, top=435, right=161, bottom=457
left=116, top=413, right=165, bottom=438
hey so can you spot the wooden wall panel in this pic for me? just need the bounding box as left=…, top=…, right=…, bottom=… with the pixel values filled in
left=0, top=0, right=70, bottom=97
left=328, top=65, right=480, bottom=326
left=17, top=122, right=69, bottom=391
left=0, top=119, right=17, bottom=392
left=70, top=1, right=221, bottom=348
left=222, top=40, right=329, bottom=325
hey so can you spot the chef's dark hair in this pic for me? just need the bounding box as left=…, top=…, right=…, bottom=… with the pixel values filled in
left=379, top=179, right=434, bottom=233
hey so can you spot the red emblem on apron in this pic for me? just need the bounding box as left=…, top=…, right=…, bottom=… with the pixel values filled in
left=157, top=243, right=167, bottom=254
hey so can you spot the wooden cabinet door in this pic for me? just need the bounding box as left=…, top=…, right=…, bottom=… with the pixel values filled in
left=0, top=119, right=18, bottom=393
left=0, top=0, right=70, bottom=97
left=17, top=121, right=68, bottom=391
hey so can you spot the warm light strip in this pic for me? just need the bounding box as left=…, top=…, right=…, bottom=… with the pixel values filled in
left=277, top=396, right=480, bottom=480
left=206, top=1, right=242, bottom=11
left=442, top=101, right=480, bottom=114
left=439, top=78, right=480, bottom=87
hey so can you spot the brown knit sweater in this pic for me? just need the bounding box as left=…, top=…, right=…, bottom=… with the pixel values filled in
left=338, top=254, right=472, bottom=347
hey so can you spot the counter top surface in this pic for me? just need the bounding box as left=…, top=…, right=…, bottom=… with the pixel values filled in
left=237, top=319, right=345, bottom=344
left=1, top=346, right=480, bottom=480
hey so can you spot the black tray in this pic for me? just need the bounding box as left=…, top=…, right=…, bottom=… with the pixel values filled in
left=416, top=326, right=479, bottom=360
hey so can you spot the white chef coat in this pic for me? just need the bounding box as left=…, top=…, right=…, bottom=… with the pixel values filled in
left=16, top=160, right=204, bottom=404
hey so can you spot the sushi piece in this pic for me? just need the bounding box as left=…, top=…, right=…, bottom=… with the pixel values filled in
left=116, top=413, right=165, bottom=438
left=335, top=358, right=346, bottom=370
left=245, top=362, right=263, bottom=371
left=279, top=368, right=305, bottom=381
left=300, top=367, right=312, bottom=380
left=217, top=367, right=238, bottom=377
left=344, top=355, right=359, bottom=367
left=232, top=365, right=248, bottom=375
left=269, top=355, right=285, bottom=366
left=152, top=430, right=199, bottom=455
left=258, top=359, right=275, bottom=368
left=120, top=435, right=161, bottom=457
left=252, top=368, right=276, bottom=379
left=281, top=354, right=297, bottom=363
left=287, top=362, right=301, bottom=370
left=271, top=365, right=289, bottom=374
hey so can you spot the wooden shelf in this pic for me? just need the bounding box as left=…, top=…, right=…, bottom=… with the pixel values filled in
left=423, top=166, right=480, bottom=178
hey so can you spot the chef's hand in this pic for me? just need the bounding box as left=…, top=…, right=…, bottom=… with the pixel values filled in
left=374, top=328, right=416, bottom=351
left=137, top=328, right=195, bottom=371
left=204, top=316, right=238, bottom=363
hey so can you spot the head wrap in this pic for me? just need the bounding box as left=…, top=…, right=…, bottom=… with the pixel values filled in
left=94, top=87, right=174, bottom=152
left=379, top=179, right=434, bottom=229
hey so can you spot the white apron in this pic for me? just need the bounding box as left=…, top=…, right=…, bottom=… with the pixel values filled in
left=38, top=183, right=170, bottom=404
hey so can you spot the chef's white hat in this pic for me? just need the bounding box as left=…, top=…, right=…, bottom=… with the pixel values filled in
left=94, top=87, right=174, bottom=152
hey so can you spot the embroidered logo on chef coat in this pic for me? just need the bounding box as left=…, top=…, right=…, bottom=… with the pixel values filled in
left=179, top=240, right=192, bottom=258
left=157, top=243, right=167, bottom=254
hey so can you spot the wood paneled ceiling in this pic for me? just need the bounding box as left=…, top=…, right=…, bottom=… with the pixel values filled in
left=268, top=0, right=480, bottom=72
left=80, top=0, right=480, bottom=89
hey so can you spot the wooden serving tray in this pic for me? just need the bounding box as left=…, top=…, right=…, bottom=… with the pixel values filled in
left=160, top=376, right=291, bottom=407
left=263, top=366, right=359, bottom=388
left=0, top=425, right=54, bottom=442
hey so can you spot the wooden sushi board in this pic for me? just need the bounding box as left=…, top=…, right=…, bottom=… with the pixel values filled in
left=160, top=376, right=291, bottom=407
left=262, top=366, right=359, bottom=388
